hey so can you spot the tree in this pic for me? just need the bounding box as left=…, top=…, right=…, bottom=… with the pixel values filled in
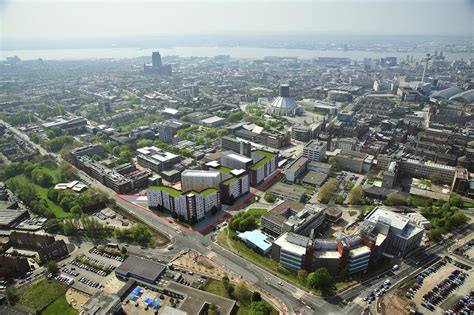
left=222, top=275, right=232, bottom=295
left=251, top=291, right=262, bottom=302
left=47, top=260, right=59, bottom=276
left=429, top=228, right=443, bottom=242
left=298, top=269, right=308, bottom=280
left=449, top=193, right=463, bottom=208
left=429, top=172, right=441, bottom=184
left=387, top=193, right=407, bottom=206
left=264, top=192, right=276, bottom=203
left=5, top=287, right=17, bottom=305
left=347, top=186, right=364, bottom=205
left=31, top=169, right=54, bottom=188
left=229, top=111, right=244, bottom=122
left=317, top=179, right=338, bottom=204
left=249, top=301, right=272, bottom=314
left=234, top=281, right=251, bottom=304
left=312, top=268, right=333, bottom=291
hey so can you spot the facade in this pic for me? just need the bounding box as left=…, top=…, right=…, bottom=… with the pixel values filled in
left=382, top=161, right=398, bottom=189
left=398, top=158, right=458, bottom=184
left=70, top=144, right=104, bottom=161
left=335, top=150, right=371, bottom=173
left=147, top=187, right=220, bottom=223
left=220, top=151, right=253, bottom=170
left=221, top=136, right=251, bottom=157
left=249, top=150, right=278, bottom=187
left=272, top=233, right=311, bottom=271
left=303, top=140, right=327, bottom=162
left=219, top=174, right=249, bottom=204
left=181, top=170, right=222, bottom=192
left=285, top=156, right=309, bottom=182
left=307, top=161, right=332, bottom=174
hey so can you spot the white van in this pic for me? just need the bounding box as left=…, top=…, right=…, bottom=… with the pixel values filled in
left=392, top=264, right=399, bottom=271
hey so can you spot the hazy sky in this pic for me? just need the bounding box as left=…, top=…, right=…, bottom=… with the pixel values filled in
left=1, top=0, right=473, bottom=42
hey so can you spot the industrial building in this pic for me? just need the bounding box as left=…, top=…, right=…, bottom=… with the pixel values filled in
left=115, top=255, right=167, bottom=284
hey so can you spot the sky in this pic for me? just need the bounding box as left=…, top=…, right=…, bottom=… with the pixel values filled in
left=1, top=0, right=473, bottom=44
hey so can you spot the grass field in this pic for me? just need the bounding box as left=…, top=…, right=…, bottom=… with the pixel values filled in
left=19, top=279, right=67, bottom=310
left=41, top=295, right=77, bottom=315
left=8, top=174, right=72, bottom=218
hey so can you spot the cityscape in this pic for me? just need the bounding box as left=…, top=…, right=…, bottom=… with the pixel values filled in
left=0, top=1, right=473, bottom=315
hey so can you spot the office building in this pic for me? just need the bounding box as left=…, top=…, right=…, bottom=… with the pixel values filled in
left=70, top=144, right=105, bottom=161
left=76, top=156, right=132, bottom=194
left=268, top=182, right=306, bottom=202
left=147, top=186, right=220, bottom=223
left=99, top=100, right=111, bottom=114
left=451, top=167, right=469, bottom=194
left=272, top=233, right=312, bottom=271
left=201, top=116, right=226, bottom=127
left=361, top=207, right=424, bottom=258
left=181, top=170, right=222, bottom=192
left=307, top=161, right=332, bottom=174
left=303, top=140, right=327, bottom=162
left=382, top=161, right=398, bottom=189
left=42, top=117, right=87, bottom=134
left=221, top=136, right=251, bottom=157
left=398, top=158, right=458, bottom=184
left=285, top=156, right=309, bottom=182
left=291, top=123, right=322, bottom=142
left=136, top=146, right=181, bottom=173
left=335, top=150, right=372, bottom=173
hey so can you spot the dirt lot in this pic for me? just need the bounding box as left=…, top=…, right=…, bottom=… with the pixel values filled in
left=65, top=288, right=90, bottom=310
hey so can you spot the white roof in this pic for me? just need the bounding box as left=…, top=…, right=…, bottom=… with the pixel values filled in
left=349, top=246, right=371, bottom=258
left=182, top=170, right=221, bottom=178
left=274, top=233, right=307, bottom=256
left=202, top=116, right=226, bottom=124
left=226, top=152, right=252, bottom=164
left=162, top=107, right=179, bottom=115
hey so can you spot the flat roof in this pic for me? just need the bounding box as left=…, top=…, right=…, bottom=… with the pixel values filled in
left=201, top=116, right=226, bottom=124
left=288, top=156, right=309, bottom=172
left=274, top=233, right=308, bottom=256
left=237, top=230, right=272, bottom=252
left=224, top=152, right=253, bottom=164
left=250, top=150, right=277, bottom=170
left=349, top=246, right=371, bottom=257
left=115, top=256, right=166, bottom=283
left=166, top=282, right=236, bottom=315
left=148, top=186, right=181, bottom=197
left=181, top=170, right=221, bottom=178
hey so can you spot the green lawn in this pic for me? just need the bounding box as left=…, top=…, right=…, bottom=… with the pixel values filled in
left=38, top=166, right=60, bottom=183
left=8, top=175, right=72, bottom=218
left=246, top=208, right=267, bottom=216
left=19, top=279, right=67, bottom=310
left=42, top=295, right=77, bottom=315
left=463, top=201, right=474, bottom=208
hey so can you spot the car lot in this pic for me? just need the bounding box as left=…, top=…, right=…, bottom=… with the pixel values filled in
left=59, top=252, right=123, bottom=295
left=444, top=289, right=474, bottom=314
left=406, top=258, right=472, bottom=313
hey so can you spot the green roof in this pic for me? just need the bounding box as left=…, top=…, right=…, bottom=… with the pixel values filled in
left=201, top=188, right=218, bottom=197
left=250, top=150, right=276, bottom=170
left=218, top=165, right=233, bottom=174
left=222, top=175, right=246, bottom=185
left=149, top=186, right=181, bottom=197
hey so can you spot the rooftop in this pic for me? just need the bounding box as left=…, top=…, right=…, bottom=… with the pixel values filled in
left=115, top=255, right=166, bottom=283
left=250, top=150, right=277, bottom=170
left=237, top=230, right=272, bottom=252
left=149, top=186, right=181, bottom=197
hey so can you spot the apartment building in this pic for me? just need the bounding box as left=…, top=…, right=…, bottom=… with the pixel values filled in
left=220, top=151, right=253, bottom=170
left=147, top=186, right=220, bottom=223
left=181, top=170, right=222, bottom=192
left=249, top=150, right=277, bottom=187
left=0, top=255, right=30, bottom=278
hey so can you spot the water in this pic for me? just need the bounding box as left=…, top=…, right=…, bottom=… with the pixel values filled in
left=1, top=46, right=473, bottom=61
